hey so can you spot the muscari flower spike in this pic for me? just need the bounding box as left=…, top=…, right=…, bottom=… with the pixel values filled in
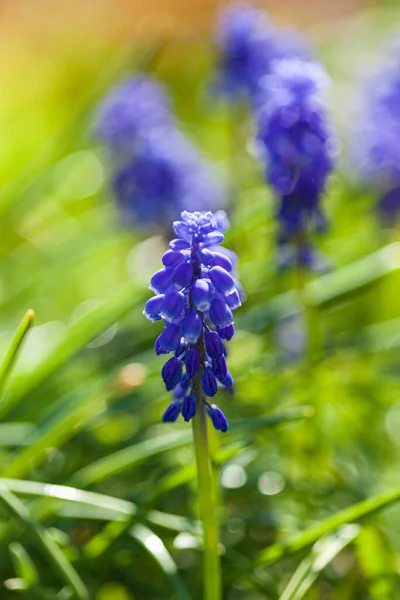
left=352, top=38, right=400, bottom=223
left=94, top=75, right=174, bottom=152
left=112, top=129, right=227, bottom=228
left=214, top=3, right=310, bottom=103
left=255, top=58, right=337, bottom=268
left=144, top=210, right=243, bottom=432
left=95, top=77, right=227, bottom=229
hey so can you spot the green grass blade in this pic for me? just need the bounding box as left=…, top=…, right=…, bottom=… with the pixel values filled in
left=72, top=429, right=192, bottom=487
left=0, top=477, right=195, bottom=534
left=9, top=541, right=39, bottom=589
left=0, top=484, right=89, bottom=600
left=278, top=525, right=360, bottom=600
left=1, top=380, right=112, bottom=478
left=231, top=484, right=400, bottom=580
left=0, top=286, right=139, bottom=419
left=0, top=310, right=34, bottom=401
left=239, top=243, right=400, bottom=331
left=0, top=423, right=36, bottom=446
left=130, top=523, right=191, bottom=600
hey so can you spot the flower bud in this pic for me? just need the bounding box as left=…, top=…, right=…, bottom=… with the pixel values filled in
left=204, top=331, right=224, bottom=359
left=186, top=349, right=200, bottom=378
left=182, top=395, right=197, bottom=422
left=212, top=355, right=228, bottom=381
left=208, top=404, right=228, bottom=432
left=201, top=368, right=218, bottom=397
left=162, top=401, right=182, bottom=423
left=162, top=357, right=183, bottom=390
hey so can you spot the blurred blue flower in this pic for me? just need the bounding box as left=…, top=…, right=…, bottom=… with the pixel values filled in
left=112, top=130, right=226, bottom=228
left=255, top=59, right=336, bottom=267
left=214, top=3, right=310, bottom=102
left=95, top=77, right=227, bottom=228
left=352, top=38, right=400, bottom=222
left=94, top=76, right=174, bottom=152
left=144, top=211, right=243, bottom=431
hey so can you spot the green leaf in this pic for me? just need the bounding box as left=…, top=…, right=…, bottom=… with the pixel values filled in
left=278, top=525, right=359, bottom=600
left=0, top=310, right=34, bottom=402
left=231, top=484, right=400, bottom=580
left=9, top=541, right=39, bottom=589
left=130, top=523, right=191, bottom=600
left=1, top=379, right=112, bottom=478
left=0, top=287, right=140, bottom=419
left=72, top=429, right=192, bottom=487
left=0, top=483, right=89, bottom=600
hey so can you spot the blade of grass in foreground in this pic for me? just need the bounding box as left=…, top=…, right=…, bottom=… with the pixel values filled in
left=0, top=478, right=195, bottom=533
left=230, top=484, right=400, bottom=581
left=72, top=429, right=192, bottom=487
left=278, top=525, right=359, bottom=600
left=0, top=310, right=34, bottom=402
left=0, top=484, right=88, bottom=600
left=130, top=523, right=191, bottom=600
left=0, top=285, right=139, bottom=419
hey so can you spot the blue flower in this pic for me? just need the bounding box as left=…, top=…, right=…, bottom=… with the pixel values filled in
left=214, top=3, right=310, bottom=101
left=351, top=38, right=400, bottom=222
left=144, top=211, right=243, bottom=431
left=111, top=129, right=227, bottom=229
left=255, top=59, right=336, bottom=267
left=94, top=76, right=174, bottom=151
left=96, top=77, right=227, bottom=229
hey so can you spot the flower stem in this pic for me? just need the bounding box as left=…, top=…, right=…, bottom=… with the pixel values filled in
left=191, top=394, right=221, bottom=600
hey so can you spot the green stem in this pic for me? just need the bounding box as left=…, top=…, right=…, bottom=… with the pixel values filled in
left=191, top=397, right=221, bottom=600
left=0, top=310, right=34, bottom=401
left=294, top=259, right=323, bottom=363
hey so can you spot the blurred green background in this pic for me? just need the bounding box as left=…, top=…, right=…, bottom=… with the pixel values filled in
left=1, top=1, right=400, bottom=599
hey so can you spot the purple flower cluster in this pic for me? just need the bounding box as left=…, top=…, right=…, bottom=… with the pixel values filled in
left=95, top=76, right=226, bottom=228
left=144, top=211, right=243, bottom=432
left=214, top=3, right=309, bottom=102
left=95, top=76, right=174, bottom=152
left=255, top=59, right=336, bottom=266
left=352, top=38, right=400, bottom=221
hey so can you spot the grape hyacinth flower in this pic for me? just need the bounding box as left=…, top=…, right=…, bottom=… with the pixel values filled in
left=255, top=59, right=336, bottom=268
left=95, top=76, right=227, bottom=229
left=112, top=129, right=227, bottom=228
left=94, top=76, right=174, bottom=152
left=214, top=3, right=310, bottom=103
left=144, top=210, right=243, bottom=432
left=352, top=38, right=400, bottom=223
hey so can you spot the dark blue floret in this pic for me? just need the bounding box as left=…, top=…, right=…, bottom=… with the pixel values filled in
left=204, top=331, right=224, bottom=359
left=207, top=404, right=229, bottom=432
left=182, top=395, right=197, bottom=422
left=162, top=357, right=183, bottom=391
left=202, top=368, right=218, bottom=397
left=186, top=349, right=201, bottom=379
left=162, top=401, right=182, bottom=423
left=212, top=356, right=228, bottom=381
left=145, top=210, right=243, bottom=430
